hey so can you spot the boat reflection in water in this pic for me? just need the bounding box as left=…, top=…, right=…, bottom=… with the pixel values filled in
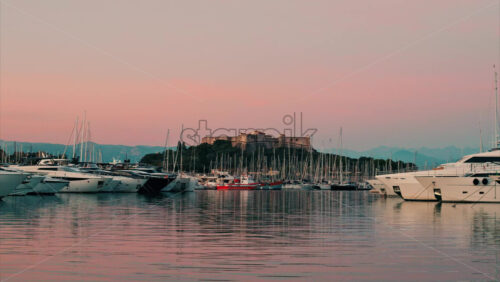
left=0, top=191, right=499, bottom=281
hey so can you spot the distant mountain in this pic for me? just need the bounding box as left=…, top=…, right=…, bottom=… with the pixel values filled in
left=320, top=146, right=480, bottom=169
left=0, top=140, right=166, bottom=163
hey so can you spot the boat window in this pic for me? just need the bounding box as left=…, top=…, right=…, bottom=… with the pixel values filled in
left=464, top=156, right=500, bottom=163
left=462, top=191, right=468, bottom=194
left=479, top=191, right=485, bottom=194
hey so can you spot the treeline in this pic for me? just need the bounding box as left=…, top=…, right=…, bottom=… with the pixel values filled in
left=140, top=141, right=416, bottom=181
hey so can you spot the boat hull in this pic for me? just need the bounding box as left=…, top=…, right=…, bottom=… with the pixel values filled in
left=0, top=173, right=26, bottom=198
left=139, top=177, right=174, bottom=194
left=10, top=175, right=44, bottom=196
left=59, top=178, right=104, bottom=193
left=217, top=184, right=259, bottom=190
left=114, top=177, right=147, bottom=193
left=417, top=176, right=500, bottom=203
left=398, top=179, right=436, bottom=201
left=330, top=184, right=358, bottom=191
left=260, top=181, right=283, bottom=190
left=30, top=178, right=69, bottom=195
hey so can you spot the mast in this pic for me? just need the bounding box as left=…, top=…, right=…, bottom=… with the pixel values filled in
left=339, top=127, right=343, bottom=184
left=495, top=65, right=499, bottom=148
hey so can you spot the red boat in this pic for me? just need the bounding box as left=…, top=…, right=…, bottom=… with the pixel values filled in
left=216, top=176, right=260, bottom=190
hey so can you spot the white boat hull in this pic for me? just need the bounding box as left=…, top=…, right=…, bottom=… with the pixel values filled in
left=390, top=174, right=436, bottom=201
left=0, top=173, right=26, bottom=198
left=100, top=178, right=120, bottom=192
left=113, top=177, right=147, bottom=193
left=417, top=176, right=500, bottom=203
left=31, top=178, right=68, bottom=194
left=10, top=175, right=44, bottom=196
left=375, top=176, right=398, bottom=197
left=59, top=178, right=104, bottom=193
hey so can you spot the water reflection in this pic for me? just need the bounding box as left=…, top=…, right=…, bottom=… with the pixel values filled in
left=0, top=191, right=499, bottom=281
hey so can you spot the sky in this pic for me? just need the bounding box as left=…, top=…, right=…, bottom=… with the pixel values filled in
left=0, top=0, right=499, bottom=151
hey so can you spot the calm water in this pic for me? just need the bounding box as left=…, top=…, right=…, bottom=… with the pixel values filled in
left=0, top=191, right=499, bottom=281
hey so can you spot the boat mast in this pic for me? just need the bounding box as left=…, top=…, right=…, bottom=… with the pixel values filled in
left=495, top=64, right=499, bottom=148
left=339, top=127, right=343, bottom=185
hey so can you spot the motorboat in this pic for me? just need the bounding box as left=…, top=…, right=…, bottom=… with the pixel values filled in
left=11, top=164, right=106, bottom=193
left=378, top=150, right=500, bottom=201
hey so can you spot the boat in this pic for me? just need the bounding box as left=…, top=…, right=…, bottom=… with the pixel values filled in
left=11, top=164, right=107, bottom=193
left=379, top=150, right=500, bottom=201
left=0, top=171, right=27, bottom=199
left=415, top=172, right=500, bottom=203
left=217, top=176, right=260, bottom=190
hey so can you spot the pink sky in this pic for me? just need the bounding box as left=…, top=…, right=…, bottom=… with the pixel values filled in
left=0, top=0, right=499, bottom=150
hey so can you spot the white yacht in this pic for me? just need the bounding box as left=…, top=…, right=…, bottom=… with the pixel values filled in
left=11, top=165, right=106, bottom=193
left=381, top=150, right=500, bottom=201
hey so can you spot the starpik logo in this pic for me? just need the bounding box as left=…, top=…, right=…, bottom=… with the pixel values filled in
left=180, top=113, right=317, bottom=146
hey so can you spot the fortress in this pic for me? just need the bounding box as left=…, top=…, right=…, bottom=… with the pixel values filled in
left=201, top=131, right=311, bottom=152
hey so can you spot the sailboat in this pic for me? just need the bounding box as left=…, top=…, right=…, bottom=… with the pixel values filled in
left=331, top=127, right=358, bottom=191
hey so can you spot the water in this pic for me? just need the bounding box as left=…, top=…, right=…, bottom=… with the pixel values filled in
left=0, top=191, right=499, bottom=281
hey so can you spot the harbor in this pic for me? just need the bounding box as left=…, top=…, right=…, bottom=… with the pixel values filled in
left=1, top=0, right=499, bottom=280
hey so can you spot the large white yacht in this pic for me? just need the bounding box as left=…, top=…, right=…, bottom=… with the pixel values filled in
left=11, top=164, right=106, bottom=193
left=0, top=170, right=27, bottom=198
left=379, top=150, right=500, bottom=201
